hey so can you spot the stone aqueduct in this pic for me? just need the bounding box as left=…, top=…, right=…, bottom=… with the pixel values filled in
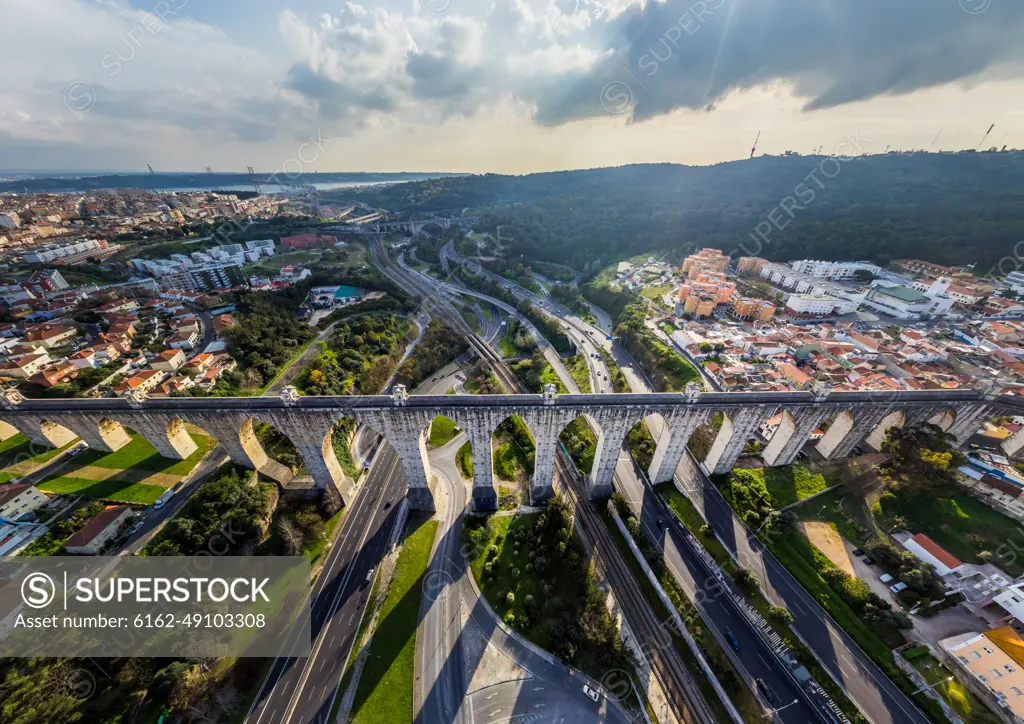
left=0, top=384, right=1020, bottom=511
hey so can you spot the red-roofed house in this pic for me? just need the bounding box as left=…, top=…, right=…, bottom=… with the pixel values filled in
left=902, top=533, right=964, bottom=576
left=151, top=349, right=186, bottom=372
left=64, top=505, right=133, bottom=555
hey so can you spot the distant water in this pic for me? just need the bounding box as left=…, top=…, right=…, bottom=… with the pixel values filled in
left=161, top=181, right=392, bottom=194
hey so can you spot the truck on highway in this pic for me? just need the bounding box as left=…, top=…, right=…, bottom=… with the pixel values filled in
left=154, top=489, right=175, bottom=509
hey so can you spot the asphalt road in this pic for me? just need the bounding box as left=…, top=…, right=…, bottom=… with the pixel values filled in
left=615, top=456, right=815, bottom=723
left=244, top=442, right=407, bottom=724
left=677, top=457, right=932, bottom=724
left=417, top=436, right=634, bottom=724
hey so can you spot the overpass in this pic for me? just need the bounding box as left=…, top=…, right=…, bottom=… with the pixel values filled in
left=0, top=384, right=1012, bottom=512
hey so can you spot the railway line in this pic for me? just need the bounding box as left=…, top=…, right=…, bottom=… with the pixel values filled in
left=370, top=235, right=717, bottom=724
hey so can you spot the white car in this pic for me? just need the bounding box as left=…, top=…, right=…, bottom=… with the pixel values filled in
left=583, top=684, right=600, bottom=702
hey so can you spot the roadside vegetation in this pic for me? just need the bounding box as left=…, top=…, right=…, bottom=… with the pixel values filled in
left=428, top=416, right=459, bottom=447
left=600, top=348, right=630, bottom=393
left=615, top=303, right=701, bottom=392
left=462, top=499, right=636, bottom=684
left=509, top=350, right=566, bottom=393
left=656, top=483, right=866, bottom=722
left=565, top=354, right=591, bottom=393
left=559, top=418, right=597, bottom=474
left=463, top=359, right=505, bottom=394
left=350, top=516, right=438, bottom=724
left=394, top=318, right=467, bottom=388
left=456, top=441, right=474, bottom=479
left=297, top=313, right=412, bottom=395
left=142, top=466, right=273, bottom=556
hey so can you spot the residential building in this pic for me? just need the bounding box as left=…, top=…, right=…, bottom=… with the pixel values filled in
left=0, top=212, right=21, bottom=229
left=0, top=484, right=48, bottom=521
left=23, top=324, right=77, bottom=348
left=245, top=239, right=275, bottom=255
left=790, top=259, right=882, bottom=281
left=63, top=505, right=133, bottom=555
left=212, top=314, right=235, bottom=334
left=776, top=362, right=814, bottom=390
left=682, top=248, right=730, bottom=279
left=682, top=293, right=717, bottom=317
left=941, top=627, right=1024, bottom=721
left=151, top=349, right=186, bottom=372
left=0, top=352, right=52, bottom=378
left=152, top=375, right=194, bottom=397
left=901, top=533, right=964, bottom=576
left=114, top=369, right=165, bottom=395
left=737, top=257, right=769, bottom=277
left=23, top=238, right=103, bottom=264
left=184, top=352, right=215, bottom=374
left=166, top=329, right=199, bottom=350
left=786, top=294, right=858, bottom=317
left=1005, top=271, right=1024, bottom=295
left=28, top=362, right=79, bottom=388
left=27, top=268, right=68, bottom=292
left=894, top=259, right=971, bottom=278
left=68, top=348, right=100, bottom=369
left=732, top=297, right=776, bottom=321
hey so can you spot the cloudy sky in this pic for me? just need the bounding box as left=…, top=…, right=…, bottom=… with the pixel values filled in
left=2, top=0, right=1024, bottom=174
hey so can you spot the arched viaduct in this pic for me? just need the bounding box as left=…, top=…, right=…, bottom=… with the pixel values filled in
left=0, top=383, right=1014, bottom=512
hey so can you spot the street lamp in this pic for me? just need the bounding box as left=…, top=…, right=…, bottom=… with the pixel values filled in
left=766, top=699, right=799, bottom=717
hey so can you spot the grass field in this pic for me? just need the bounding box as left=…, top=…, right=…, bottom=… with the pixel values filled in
left=244, top=249, right=321, bottom=274
left=36, top=431, right=215, bottom=504
left=498, top=329, right=527, bottom=357
left=640, top=284, right=673, bottom=300
left=877, top=491, right=1024, bottom=577
left=428, top=416, right=459, bottom=447
left=0, top=433, right=78, bottom=482
left=565, top=354, right=591, bottom=393
left=539, top=362, right=568, bottom=393
left=350, top=515, right=438, bottom=724
left=733, top=463, right=840, bottom=509
left=456, top=441, right=474, bottom=479
left=906, top=652, right=1001, bottom=724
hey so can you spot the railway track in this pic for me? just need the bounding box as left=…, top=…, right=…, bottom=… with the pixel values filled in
left=370, top=236, right=716, bottom=724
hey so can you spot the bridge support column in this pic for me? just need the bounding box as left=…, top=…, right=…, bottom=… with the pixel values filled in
left=863, top=411, right=907, bottom=452
left=125, top=417, right=199, bottom=460
left=590, top=413, right=632, bottom=500
left=53, top=416, right=131, bottom=453
left=14, top=417, right=77, bottom=450
left=295, top=437, right=354, bottom=506
left=530, top=415, right=558, bottom=505
left=0, top=420, right=19, bottom=441
left=705, top=407, right=776, bottom=476
left=762, top=409, right=831, bottom=467
left=816, top=408, right=889, bottom=460
left=466, top=419, right=496, bottom=512
left=648, top=411, right=709, bottom=484
left=949, top=404, right=992, bottom=446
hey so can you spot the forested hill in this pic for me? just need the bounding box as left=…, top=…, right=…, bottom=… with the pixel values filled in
left=348, top=153, right=1024, bottom=272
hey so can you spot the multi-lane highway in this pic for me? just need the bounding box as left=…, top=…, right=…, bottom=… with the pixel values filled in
left=441, top=236, right=936, bottom=724
left=676, top=456, right=932, bottom=724
left=244, top=443, right=407, bottom=724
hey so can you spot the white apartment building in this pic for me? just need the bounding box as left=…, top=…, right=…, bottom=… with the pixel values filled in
left=0, top=484, right=48, bottom=521
left=861, top=283, right=956, bottom=320
left=785, top=294, right=859, bottom=316
left=23, top=238, right=102, bottom=264
left=790, top=259, right=882, bottom=281
left=1005, top=271, right=1024, bottom=295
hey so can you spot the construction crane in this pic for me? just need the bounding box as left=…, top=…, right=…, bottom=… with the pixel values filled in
left=749, top=130, right=760, bottom=159
left=978, top=123, right=995, bottom=150
left=930, top=128, right=943, bottom=149
left=147, top=164, right=155, bottom=175
left=246, top=166, right=262, bottom=195
left=205, top=166, right=214, bottom=176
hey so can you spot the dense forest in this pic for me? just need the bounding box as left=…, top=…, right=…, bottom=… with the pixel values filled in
left=394, top=319, right=468, bottom=388
left=298, top=313, right=412, bottom=395
left=349, top=153, right=1024, bottom=272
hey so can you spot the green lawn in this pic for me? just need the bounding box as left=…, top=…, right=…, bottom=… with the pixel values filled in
left=428, top=416, right=459, bottom=447
left=456, top=441, right=474, bottom=479
left=350, top=516, right=438, bottom=724
left=907, top=652, right=1002, bottom=724
left=732, top=463, right=839, bottom=510
left=539, top=362, right=568, bottom=393
left=565, top=355, right=591, bottom=393
left=498, top=329, right=527, bottom=357
left=640, top=284, right=673, bottom=300
left=0, top=434, right=80, bottom=482
left=35, top=431, right=215, bottom=505
left=877, top=491, right=1024, bottom=577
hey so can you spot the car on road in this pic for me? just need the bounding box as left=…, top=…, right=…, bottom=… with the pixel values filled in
left=852, top=548, right=864, bottom=557
left=582, top=684, right=600, bottom=702
left=365, top=566, right=376, bottom=585
left=129, top=521, right=145, bottom=536
left=656, top=518, right=665, bottom=530
left=725, top=630, right=740, bottom=651
left=862, top=557, right=875, bottom=566
left=755, top=678, right=776, bottom=703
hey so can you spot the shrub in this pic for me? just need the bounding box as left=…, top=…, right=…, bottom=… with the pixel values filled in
left=767, top=605, right=793, bottom=625
left=505, top=591, right=515, bottom=606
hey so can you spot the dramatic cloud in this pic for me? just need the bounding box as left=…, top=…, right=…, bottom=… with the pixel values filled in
left=532, top=0, right=1024, bottom=123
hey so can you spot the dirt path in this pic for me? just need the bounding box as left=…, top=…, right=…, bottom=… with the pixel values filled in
left=802, top=521, right=855, bottom=576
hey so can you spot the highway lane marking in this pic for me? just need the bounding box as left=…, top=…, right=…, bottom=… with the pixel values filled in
left=246, top=463, right=382, bottom=724
left=278, top=448, right=401, bottom=724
